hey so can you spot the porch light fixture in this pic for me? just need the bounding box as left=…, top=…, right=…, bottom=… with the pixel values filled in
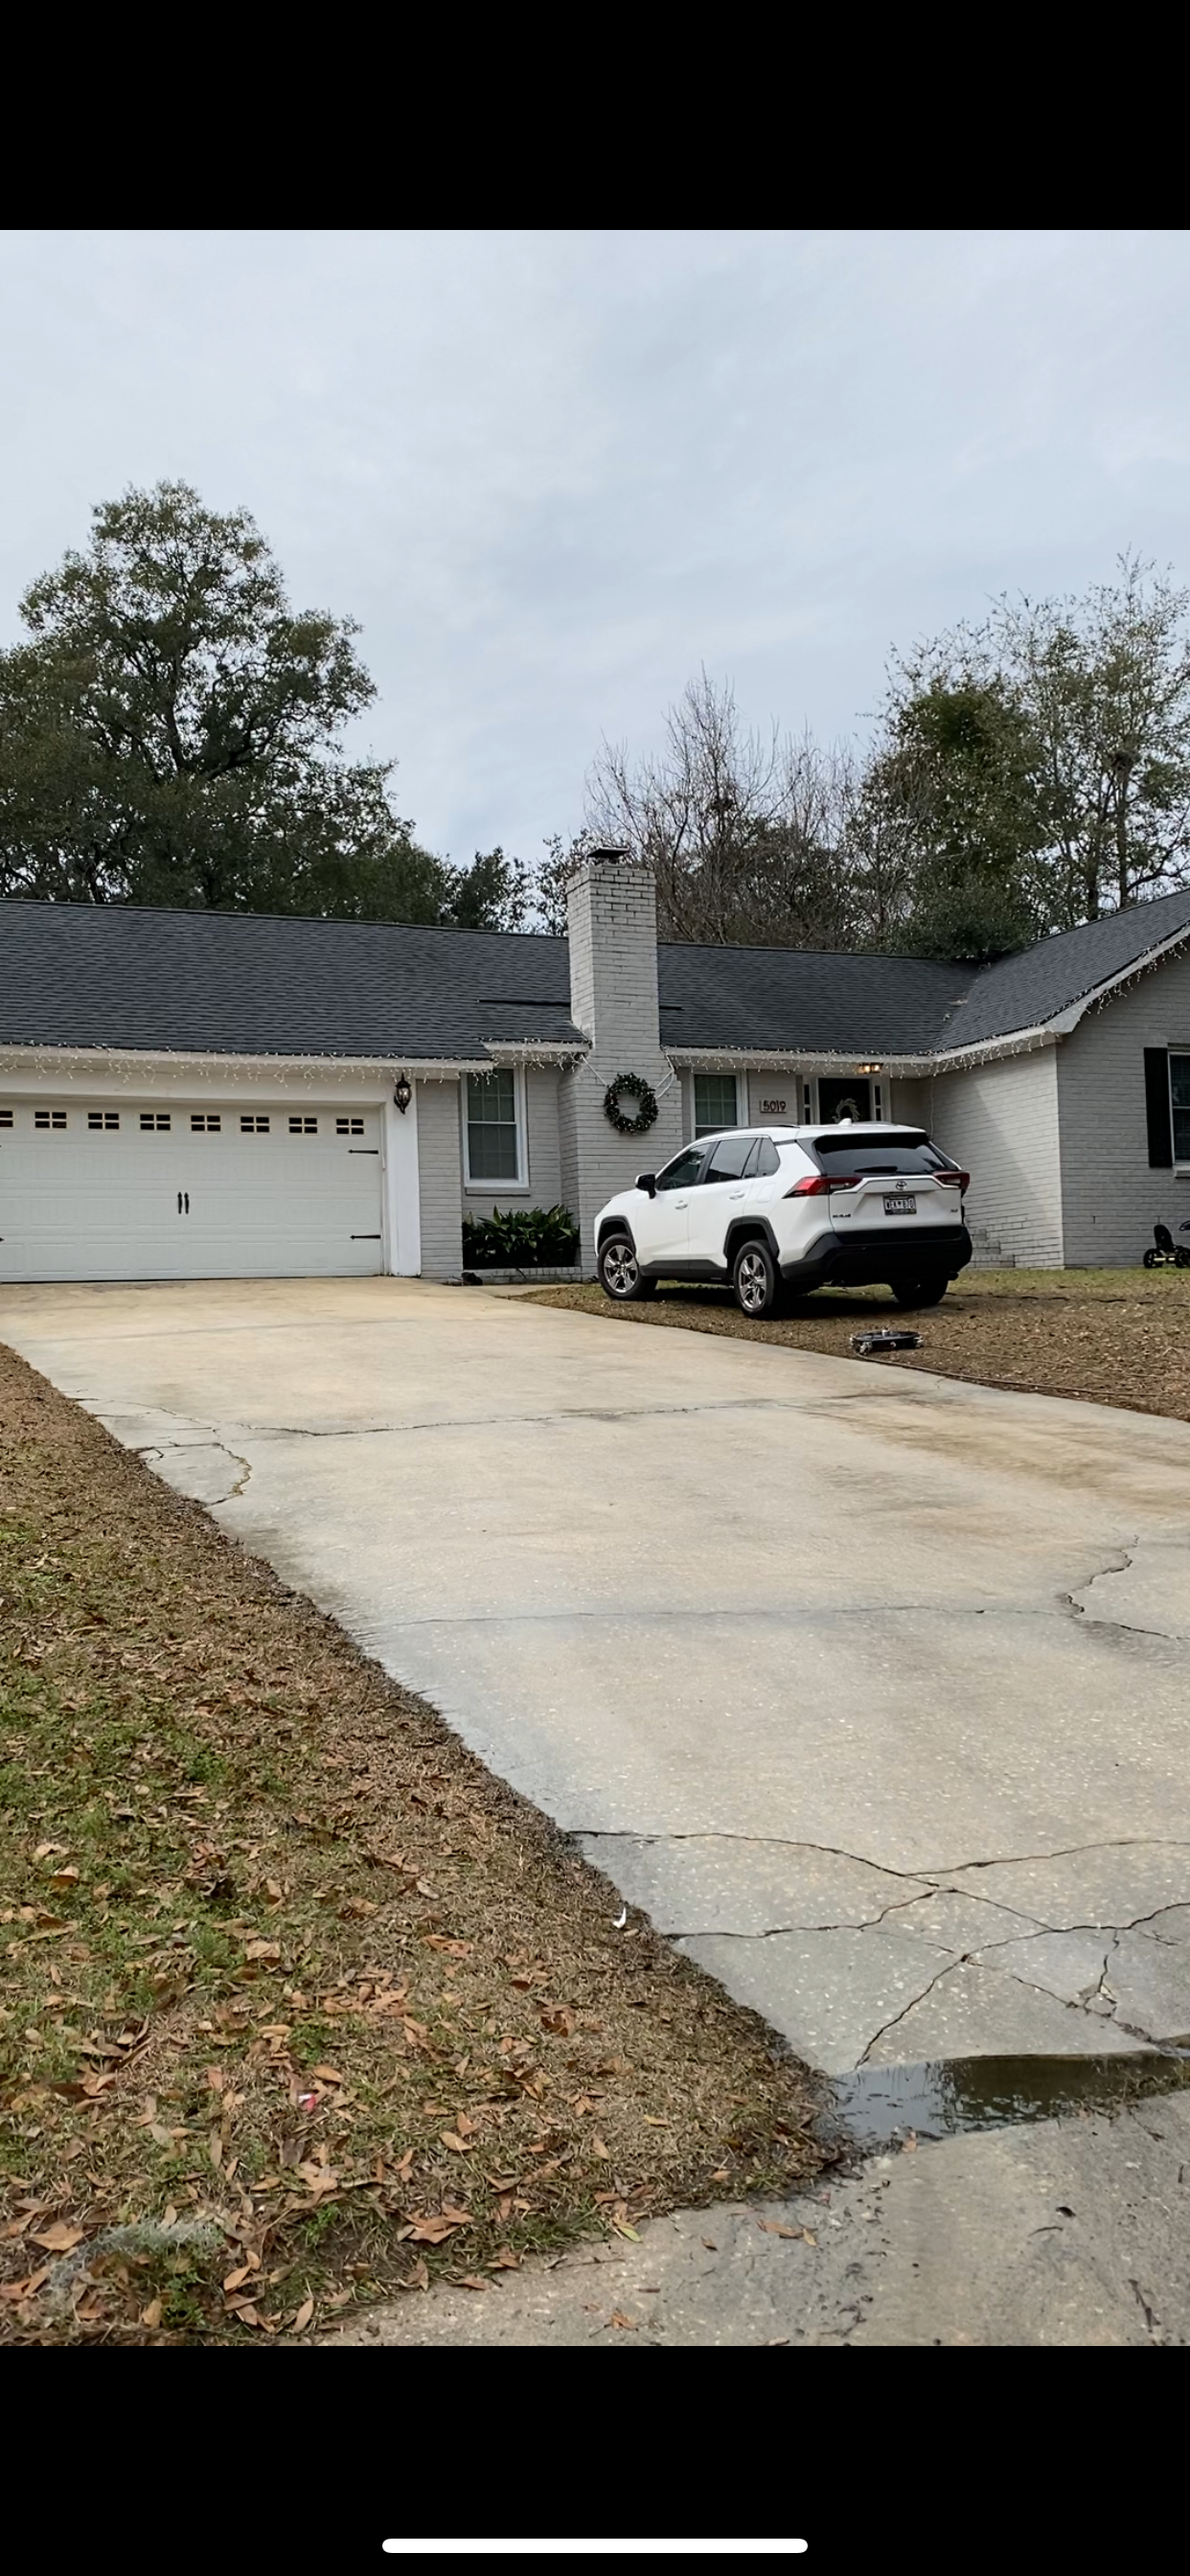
left=857, top=1062, right=881, bottom=1074
left=393, top=1075, right=413, bottom=1115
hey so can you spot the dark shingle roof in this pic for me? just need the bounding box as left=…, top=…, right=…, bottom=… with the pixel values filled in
left=3, top=887, right=1189, bottom=1064
left=937, top=885, right=1190, bottom=1048
left=655, top=943, right=968, bottom=1052
left=0, top=902, right=581, bottom=1059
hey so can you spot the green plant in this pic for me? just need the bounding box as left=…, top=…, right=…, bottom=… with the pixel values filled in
left=462, top=1205, right=580, bottom=1268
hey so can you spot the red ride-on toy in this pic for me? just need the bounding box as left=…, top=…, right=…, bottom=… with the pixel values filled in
left=1144, top=1221, right=1190, bottom=1269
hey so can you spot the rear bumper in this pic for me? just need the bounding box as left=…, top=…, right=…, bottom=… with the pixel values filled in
left=780, top=1223, right=973, bottom=1292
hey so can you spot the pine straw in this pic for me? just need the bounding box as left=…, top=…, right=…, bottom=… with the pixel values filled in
left=0, top=1344, right=825, bottom=2346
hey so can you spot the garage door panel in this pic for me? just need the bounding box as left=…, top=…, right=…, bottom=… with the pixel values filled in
left=0, top=1103, right=384, bottom=1281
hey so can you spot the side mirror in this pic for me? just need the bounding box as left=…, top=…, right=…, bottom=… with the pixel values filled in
left=635, top=1172, right=657, bottom=1198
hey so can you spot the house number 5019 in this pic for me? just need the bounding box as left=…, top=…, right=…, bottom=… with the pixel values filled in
left=759, top=1097, right=787, bottom=1115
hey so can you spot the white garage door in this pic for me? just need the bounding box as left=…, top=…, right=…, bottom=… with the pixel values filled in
left=0, top=1100, right=384, bottom=1281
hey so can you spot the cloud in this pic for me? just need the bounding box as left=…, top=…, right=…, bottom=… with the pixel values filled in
left=3, top=229, right=1189, bottom=863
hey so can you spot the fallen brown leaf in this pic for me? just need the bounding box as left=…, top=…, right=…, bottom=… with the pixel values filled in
left=31, top=2220, right=84, bottom=2253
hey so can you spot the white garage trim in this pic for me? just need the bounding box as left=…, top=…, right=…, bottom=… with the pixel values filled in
left=0, top=1092, right=393, bottom=1283
left=0, top=1046, right=463, bottom=1282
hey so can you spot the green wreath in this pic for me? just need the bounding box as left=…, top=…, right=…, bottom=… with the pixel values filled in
left=603, top=1071, right=658, bottom=1136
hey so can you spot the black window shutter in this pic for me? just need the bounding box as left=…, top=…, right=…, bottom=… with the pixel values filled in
left=1144, top=1048, right=1174, bottom=1167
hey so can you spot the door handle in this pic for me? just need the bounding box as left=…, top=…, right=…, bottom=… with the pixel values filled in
left=177, top=1191, right=190, bottom=1215
left=728, top=1187, right=745, bottom=1199
left=675, top=1197, right=688, bottom=1208
left=177, top=1191, right=182, bottom=1215
left=185, top=1192, right=190, bottom=1214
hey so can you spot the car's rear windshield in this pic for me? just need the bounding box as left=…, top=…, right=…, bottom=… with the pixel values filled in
left=808, top=1131, right=954, bottom=1178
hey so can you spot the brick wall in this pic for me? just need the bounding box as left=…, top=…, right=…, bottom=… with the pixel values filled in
left=562, top=852, right=684, bottom=1270
left=1056, top=946, right=1190, bottom=1265
left=415, top=1076, right=464, bottom=1276
left=460, top=1065, right=564, bottom=1220
left=927, top=1050, right=1064, bottom=1266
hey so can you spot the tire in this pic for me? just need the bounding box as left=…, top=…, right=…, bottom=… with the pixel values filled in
left=891, top=1273, right=949, bottom=1308
left=1144, top=1248, right=1157, bottom=1269
left=598, top=1231, right=656, bottom=1301
left=1177, top=1247, right=1190, bottom=1269
left=732, top=1237, right=782, bottom=1318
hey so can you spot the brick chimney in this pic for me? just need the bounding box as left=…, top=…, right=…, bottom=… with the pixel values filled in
left=560, top=846, right=683, bottom=1270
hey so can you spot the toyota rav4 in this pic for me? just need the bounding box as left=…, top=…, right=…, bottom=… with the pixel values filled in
left=595, top=1123, right=973, bottom=1317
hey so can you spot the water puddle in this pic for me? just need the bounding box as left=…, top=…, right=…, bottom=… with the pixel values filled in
left=830, top=2049, right=1190, bottom=2150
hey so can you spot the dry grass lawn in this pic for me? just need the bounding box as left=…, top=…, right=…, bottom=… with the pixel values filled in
left=0, top=1344, right=825, bottom=2345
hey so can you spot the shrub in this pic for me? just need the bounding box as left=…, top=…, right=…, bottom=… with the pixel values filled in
left=462, top=1204, right=580, bottom=1268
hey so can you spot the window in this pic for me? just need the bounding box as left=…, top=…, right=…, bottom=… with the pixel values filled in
left=140, top=1113, right=171, bottom=1131
left=1172, top=1054, right=1190, bottom=1163
left=34, top=1110, right=67, bottom=1130
left=811, top=1132, right=953, bottom=1179
left=655, top=1145, right=706, bottom=1192
left=335, top=1117, right=365, bottom=1136
left=240, top=1116, right=270, bottom=1133
left=288, top=1116, right=318, bottom=1136
left=0, top=1110, right=12, bottom=1129
left=87, top=1112, right=120, bottom=1130
left=694, top=1074, right=740, bottom=1138
left=745, top=1136, right=781, bottom=1177
left=465, top=1070, right=520, bottom=1184
left=704, top=1133, right=756, bottom=1180
left=191, top=1114, right=221, bottom=1133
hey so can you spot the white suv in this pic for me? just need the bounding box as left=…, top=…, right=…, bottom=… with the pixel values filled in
left=595, top=1123, right=972, bottom=1318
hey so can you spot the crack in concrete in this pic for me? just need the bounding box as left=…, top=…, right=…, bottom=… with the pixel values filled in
left=233, top=1396, right=838, bottom=1439
left=856, top=1960, right=958, bottom=2064
left=579, top=1826, right=1190, bottom=1880
left=1065, top=1546, right=1137, bottom=1612
left=1060, top=1542, right=1188, bottom=1644
left=130, top=1432, right=252, bottom=1505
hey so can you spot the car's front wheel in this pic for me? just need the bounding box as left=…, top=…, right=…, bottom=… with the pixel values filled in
left=891, top=1273, right=949, bottom=1308
left=733, top=1238, right=782, bottom=1318
left=598, top=1231, right=656, bottom=1301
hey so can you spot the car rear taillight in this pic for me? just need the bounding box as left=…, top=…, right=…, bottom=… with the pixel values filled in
left=934, top=1170, right=970, bottom=1191
left=785, top=1173, right=834, bottom=1197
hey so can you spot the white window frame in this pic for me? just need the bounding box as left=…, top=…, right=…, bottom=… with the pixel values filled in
left=1171, top=1046, right=1190, bottom=1171
left=693, top=1070, right=742, bottom=1138
left=462, top=1063, right=529, bottom=1193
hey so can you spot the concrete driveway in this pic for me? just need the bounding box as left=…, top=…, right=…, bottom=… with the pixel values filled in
left=3, top=1275, right=1190, bottom=2076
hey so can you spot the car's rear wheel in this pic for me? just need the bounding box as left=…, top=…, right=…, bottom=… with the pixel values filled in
left=733, top=1238, right=782, bottom=1318
left=891, top=1273, right=949, bottom=1308
left=598, top=1231, right=656, bottom=1301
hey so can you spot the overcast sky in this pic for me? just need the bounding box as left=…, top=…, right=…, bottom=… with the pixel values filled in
left=3, top=230, right=1189, bottom=866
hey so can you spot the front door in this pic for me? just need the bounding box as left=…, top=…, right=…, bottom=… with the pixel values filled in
left=817, top=1077, right=872, bottom=1125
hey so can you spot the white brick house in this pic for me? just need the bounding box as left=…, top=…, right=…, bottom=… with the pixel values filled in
left=2, top=849, right=1190, bottom=1280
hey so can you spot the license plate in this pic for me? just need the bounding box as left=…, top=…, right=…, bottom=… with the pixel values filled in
left=883, top=1194, right=916, bottom=1215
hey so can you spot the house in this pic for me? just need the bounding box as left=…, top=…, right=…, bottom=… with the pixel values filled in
left=1, top=846, right=1189, bottom=1282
